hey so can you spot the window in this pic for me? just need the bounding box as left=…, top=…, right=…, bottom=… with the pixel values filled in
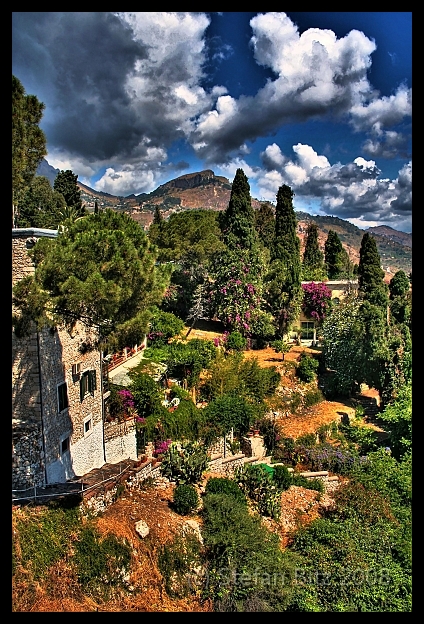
left=80, top=370, right=97, bottom=401
left=300, top=321, right=315, bottom=340
left=61, top=436, right=70, bottom=454
left=57, top=382, right=69, bottom=413
left=83, top=415, right=93, bottom=437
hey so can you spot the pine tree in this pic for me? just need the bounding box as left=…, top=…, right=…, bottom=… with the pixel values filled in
left=219, top=168, right=257, bottom=251
left=94, top=200, right=99, bottom=214
left=302, top=222, right=325, bottom=280
left=357, top=232, right=388, bottom=306
left=12, top=75, right=47, bottom=226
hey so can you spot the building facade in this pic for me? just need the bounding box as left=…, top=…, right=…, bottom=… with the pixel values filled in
left=12, top=229, right=137, bottom=491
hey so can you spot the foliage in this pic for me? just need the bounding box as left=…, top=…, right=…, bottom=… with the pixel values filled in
left=292, top=474, right=325, bottom=493
left=12, top=74, right=47, bottom=223
left=164, top=338, right=217, bottom=389
left=225, top=330, right=247, bottom=352
left=271, top=464, right=293, bottom=491
left=158, top=529, right=204, bottom=598
left=147, top=307, right=185, bottom=345
left=12, top=209, right=170, bottom=351
left=208, top=247, right=266, bottom=336
left=12, top=503, right=81, bottom=581
left=324, top=230, right=345, bottom=279
left=201, top=492, right=302, bottom=611
left=296, top=352, right=319, bottom=382
left=235, top=464, right=281, bottom=520
left=15, top=175, right=67, bottom=229
left=357, top=232, right=388, bottom=307
left=107, top=385, right=135, bottom=420
left=289, top=448, right=412, bottom=612
left=254, top=202, right=275, bottom=251
left=53, top=169, right=86, bottom=217
left=218, top=168, right=258, bottom=251
left=160, top=441, right=209, bottom=484
left=302, top=222, right=326, bottom=280
left=272, top=339, right=292, bottom=360
left=204, top=477, right=247, bottom=505
left=301, top=282, right=332, bottom=324
left=376, top=382, right=412, bottom=459
left=202, top=393, right=258, bottom=437
left=264, top=184, right=302, bottom=336
left=172, top=484, right=200, bottom=515
left=72, top=525, right=131, bottom=598
left=389, top=270, right=410, bottom=299
left=338, top=421, right=380, bottom=454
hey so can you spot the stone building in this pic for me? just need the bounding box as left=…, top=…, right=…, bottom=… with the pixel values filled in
left=12, top=228, right=137, bottom=491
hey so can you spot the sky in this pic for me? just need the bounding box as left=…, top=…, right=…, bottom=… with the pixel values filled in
left=12, top=12, right=412, bottom=233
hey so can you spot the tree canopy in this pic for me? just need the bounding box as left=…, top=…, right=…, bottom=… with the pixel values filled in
left=12, top=209, right=171, bottom=352
left=12, top=74, right=47, bottom=226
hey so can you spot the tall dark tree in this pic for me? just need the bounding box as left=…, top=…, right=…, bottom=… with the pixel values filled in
left=94, top=200, right=99, bottom=214
left=324, top=230, right=345, bottom=279
left=53, top=170, right=86, bottom=217
left=357, top=232, right=388, bottom=307
left=302, top=222, right=325, bottom=280
left=264, top=184, right=302, bottom=337
left=12, top=75, right=47, bottom=227
left=153, top=206, right=163, bottom=227
left=218, top=168, right=257, bottom=251
left=254, top=202, right=275, bottom=251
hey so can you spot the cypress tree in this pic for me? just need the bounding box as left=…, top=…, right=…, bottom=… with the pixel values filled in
left=219, top=168, right=257, bottom=251
left=302, top=222, right=325, bottom=280
left=53, top=170, right=86, bottom=217
left=357, top=232, right=388, bottom=306
left=324, top=230, right=344, bottom=279
left=264, top=184, right=302, bottom=337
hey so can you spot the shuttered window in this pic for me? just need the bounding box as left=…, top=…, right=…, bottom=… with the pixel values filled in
left=80, top=370, right=97, bottom=401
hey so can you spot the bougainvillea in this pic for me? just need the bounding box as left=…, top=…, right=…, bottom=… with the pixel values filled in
left=118, top=389, right=135, bottom=416
left=208, top=249, right=266, bottom=337
left=301, top=281, right=332, bottom=323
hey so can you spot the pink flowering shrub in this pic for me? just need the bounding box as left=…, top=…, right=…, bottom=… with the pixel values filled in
left=301, top=282, right=332, bottom=323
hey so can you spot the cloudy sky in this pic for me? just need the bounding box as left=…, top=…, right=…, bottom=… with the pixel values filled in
left=12, top=12, right=412, bottom=232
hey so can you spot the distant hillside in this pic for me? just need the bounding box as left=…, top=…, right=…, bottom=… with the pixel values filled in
left=36, top=162, right=411, bottom=278
left=295, top=212, right=412, bottom=278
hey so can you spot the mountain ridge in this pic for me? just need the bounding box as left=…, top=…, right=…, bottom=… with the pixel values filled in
left=36, top=160, right=411, bottom=277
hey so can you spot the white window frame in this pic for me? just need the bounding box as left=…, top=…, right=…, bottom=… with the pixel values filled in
left=83, top=415, right=93, bottom=437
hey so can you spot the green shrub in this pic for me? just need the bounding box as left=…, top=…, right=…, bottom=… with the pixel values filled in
left=160, top=441, right=209, bottom=485
left=296, top=353, right=319, bottom=382
left=296, top=432, right=317, bottom=448
left=72, top=526, right=131, bottom=598
left=173, top=484, right=199, bottom=515
left=205, top=477, right=247, bottom=505
left=292, top=474, right=325, bottom=494
left=226, top=330, right=247, bottom=351
left=272, top=464, right=293, bottom=491
left=157, top=529, right=204, bottom=598
left=303, top=386, right=324, bottom=408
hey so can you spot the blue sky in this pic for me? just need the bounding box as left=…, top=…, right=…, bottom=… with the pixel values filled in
left=12, top=12, right=412, bottom=232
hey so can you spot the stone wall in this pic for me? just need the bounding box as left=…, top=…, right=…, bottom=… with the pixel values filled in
left=104, top=418, right=138, bottom=464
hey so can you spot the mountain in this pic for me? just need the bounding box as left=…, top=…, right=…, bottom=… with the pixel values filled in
left=36, top=162, right=411, bottom=278
left=36, top=158, right=60, bottom=185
